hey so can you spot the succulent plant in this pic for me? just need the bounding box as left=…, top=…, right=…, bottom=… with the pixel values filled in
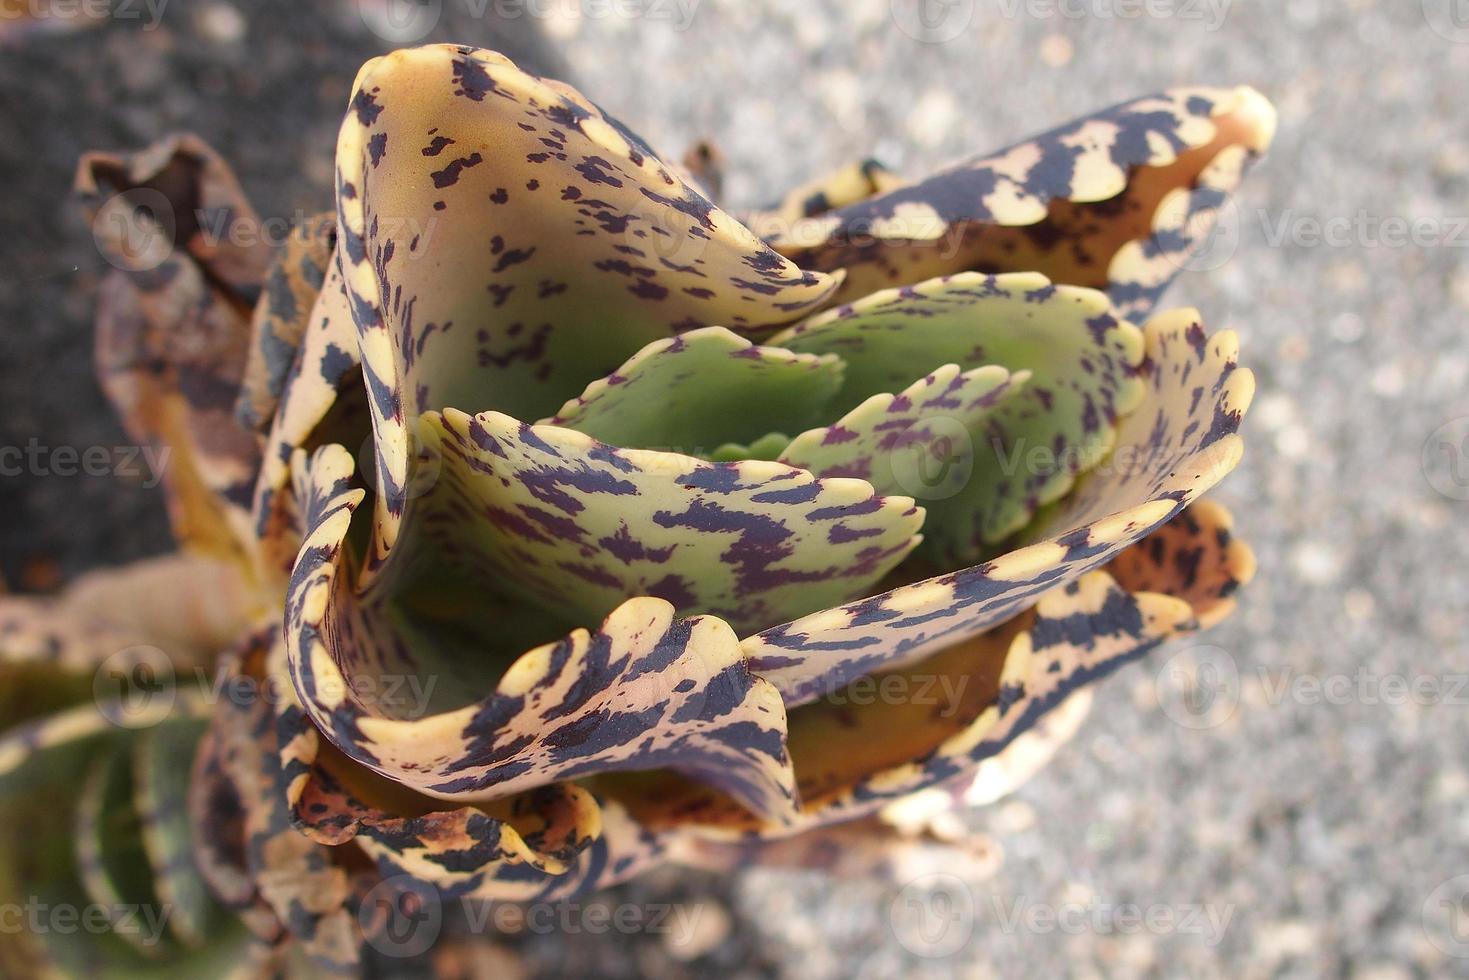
left=0, top=43, right=1271, bottom=975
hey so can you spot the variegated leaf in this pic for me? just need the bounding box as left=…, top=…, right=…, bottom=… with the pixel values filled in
left=76, top=135, right=272, bottom=562
left=236, top=212, right=339, bottom=432
left=0, top=734, right=261, bottom=980
left=275, top=685, right=603, bottom=896
left=1103, top=496, right=1256, bottom=629
left=134, top=720, right=219, bottom=947
left=742, top=157, right=904, bottom=235
left=414, top=410, right=922, bottom=632
left=333, top=44, right=840, bottom=570
left=772, top=271, right=1145, bottom=559
left=285, top=443, right=800, bottom=822
left=209, top=649, right=366, bottom=974
left=0, top=684, right=262, bottom=973
left=187, top=730, right=272, bottom=926
left=771, top=87, right=1275, bottom=318
left=777, top=362, right=1023, bottom=499
left=248, top=251, right=366, bottom=579
left=745, top=309, right=1253, bottom=704
left=600, top=498, right=1246, bottom=839
left=75, top=745, right=170, bottom=956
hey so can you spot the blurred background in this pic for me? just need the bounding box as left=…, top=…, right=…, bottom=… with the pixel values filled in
left=2, top=0, right=1467, bottom=976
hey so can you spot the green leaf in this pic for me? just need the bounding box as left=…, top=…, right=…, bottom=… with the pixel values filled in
left=710, top=432, right=792, bottom=462
left=74, top=745, right=171, bottom=957
left=133, top=720, right=220, bottom=948
left=0, top=736, right=254, bottom=978
left=545, top=326, right=844, bottom=458
left=777, top=362, right=1024, bottom=500
left=772, top=271, right=1145, bottom=559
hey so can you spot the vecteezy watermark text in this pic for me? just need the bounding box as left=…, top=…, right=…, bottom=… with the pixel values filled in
left=0, top=0, right=168, bottom=29
left=1155, top=645, right=1469, bottom=730
left=357, top=0, right=701, bottom=43
left=360, top=874, right=709, bottom=958
left=889, top=872, right=1234, bottom=958
left=0, top=440, right=169, bottom=487
left=92, top=648, right=442, bottom=727
left=995, top=0, right=1231, bottom=31
left=0, top=899, right=172, bottom=947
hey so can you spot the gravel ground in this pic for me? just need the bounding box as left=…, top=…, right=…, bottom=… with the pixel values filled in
left=4, top=1, right=1469, bottom=977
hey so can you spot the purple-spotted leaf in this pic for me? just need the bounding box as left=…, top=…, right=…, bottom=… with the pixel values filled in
left=776, top=565, right=1198, bottom=827
left=32, top=56, right=1275, bottom=951
left=285, top=443, right=802, bottom=823
left=236, top=212, right=339, bottom=433
left=334, top=44, right=840, bottom=568
left=771, top=86, right=1276, bottom=317
left=1102, top=496, right=1256, bottom=630
left=599, top=499, right=1244, bottom=840
left=275, top=688, right=604, bottom=895
left=777, top=362, right=1025, bottom=501
left=772, top=271, right=1145, bottom=560
left=545, top=326, right=845, bottom=457
left=745, top=309, right=1252, bottom=705
left=417, top=409, right=923, bottom=632
left=248, top=249, right=367, bottom=579
left=742, top=157, right=904, bottom=234
left=315, top=772, right=601, bottom=898
left=210, top=657, right=365, bottom=973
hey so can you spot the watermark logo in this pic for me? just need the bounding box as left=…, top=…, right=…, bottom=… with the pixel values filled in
left=91, top=187, right=176, bottom=273
left=1154, top=644, right=1240, bottom=730
left=890, top=417, right=976, bottom=501
left=1423, top=874, right=1469, bottom=958
left=1423, top=417, right=1469, bottom=501
left=357, top=0, right=442, bottom=42
left=461, top=898, right=707, bottom=939
left=92, top=646, right=176, bottom=728
left=786, top=672, right=972, bottom=717
left=626, top=198, right=711, bottom=272
left=361, top=875, right=443, bottom=959
left=192, top=665, right=440, bottom=720
left=890, top=872, right=975, bottom=958
left=1423, top=0, right=1469, bottom=44
left=1163, top=197, right=1241, bottom=275
left=1258, top=208, right=1469, bottom=250
left=890, top=0, right=975, bottom=44
left=357, top=429, right=445, bottom=505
